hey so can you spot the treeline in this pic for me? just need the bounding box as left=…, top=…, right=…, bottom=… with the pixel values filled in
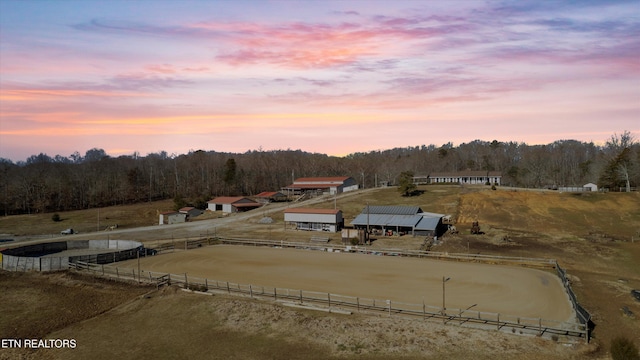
left=0, top=132, right=637, bottom=215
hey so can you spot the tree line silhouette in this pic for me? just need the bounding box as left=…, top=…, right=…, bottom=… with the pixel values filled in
left=1, top=132, right=637, bottom=215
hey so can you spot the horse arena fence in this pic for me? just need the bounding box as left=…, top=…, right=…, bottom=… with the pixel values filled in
left=58, top=236, right=591, bottom=343
left=67, top=258, right=589, bottom=342
left=0, top=235, right=591, bottom=342
left=0, top=239, right=143, bottom=271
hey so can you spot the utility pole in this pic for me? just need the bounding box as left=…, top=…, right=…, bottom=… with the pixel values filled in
left=442, top=276, right=451, bottom=318
left=366, top=202, right=370, bottom=234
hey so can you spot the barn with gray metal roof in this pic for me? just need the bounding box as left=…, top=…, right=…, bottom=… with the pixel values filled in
left=351, top=205, right=448, bottom=237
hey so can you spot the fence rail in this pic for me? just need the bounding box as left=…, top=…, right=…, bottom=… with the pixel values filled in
left=556, top=263, right=592, bottom=341
left=57, top=235, right=591, bottom=343
left=68, top=260, right=589, bottom=342
left=217, top=237, right=557, bottom=268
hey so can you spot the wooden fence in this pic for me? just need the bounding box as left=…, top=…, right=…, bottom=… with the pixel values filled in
left=556, top=263, right=592, bottom=342
left=217, top=237, right=557, bottom=269
left=68, top=260, right=589, bottom=343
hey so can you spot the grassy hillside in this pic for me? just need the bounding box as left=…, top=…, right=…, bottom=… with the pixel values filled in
left=0, top=199, right=174, bottom=237
left=456, top=188, right=639, bottom=240
left=1, top=185, right=639, bottom=358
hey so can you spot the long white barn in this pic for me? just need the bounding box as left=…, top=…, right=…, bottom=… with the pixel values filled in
left=413, top=171, right=502, bottom=185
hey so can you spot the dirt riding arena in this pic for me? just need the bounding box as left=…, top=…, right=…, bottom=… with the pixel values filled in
left=119, top=245, right=575, bottom=323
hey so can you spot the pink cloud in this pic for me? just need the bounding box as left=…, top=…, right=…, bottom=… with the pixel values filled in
left=191, top=19, right=442, bottom=68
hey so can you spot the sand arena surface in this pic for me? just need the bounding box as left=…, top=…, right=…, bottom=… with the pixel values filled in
left=121, top=245, right=574, bottom=322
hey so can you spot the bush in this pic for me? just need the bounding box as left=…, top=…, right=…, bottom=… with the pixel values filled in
left=611, top=336, right=640, bottom=360
left=51, top=213, right=61, bottom=222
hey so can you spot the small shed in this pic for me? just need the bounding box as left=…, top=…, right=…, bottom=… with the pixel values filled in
left=255, top=191, right=288, bottom=203
left=159, top=211, right=187, bottom=225
left=584, top=183, right=598, bottom=192
left=179, top=207, right=203, bottom=220
left=207, top=197, right=262, bottom=213
left=284, top=208, right=343, bottom=232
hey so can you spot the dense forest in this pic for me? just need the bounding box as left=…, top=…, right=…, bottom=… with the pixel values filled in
left=0, top=131, right=637, bottom=215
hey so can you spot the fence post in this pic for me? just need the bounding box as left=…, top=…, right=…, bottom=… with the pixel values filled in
left=205, top=278, right=208, bottom=290
left=388, top=300, right=391, bottom=317
left=328, top=293, right=331, bottom=308
left=357, top=297, right=360, bottom=312
left=274, top=287, right=277, bottom=301
left=102, top=264, right=105, bottom=276
left=539, top=318, right=542, bottom=334
left=184, top=273, right=188, bottom=289
left=250, top=285, right=253, bottom=299
left=132, top=268, right=135, bottom=279
left=227, top=282, right=230, bottom=294
left=497, top=314, right=500, bottom=330
left=116, top=267, right=119, bottom=279
left=299, top=290, right=303, bottom=304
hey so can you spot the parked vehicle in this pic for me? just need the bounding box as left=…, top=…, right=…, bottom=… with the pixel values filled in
left=60, top=228, right=75, bottom=235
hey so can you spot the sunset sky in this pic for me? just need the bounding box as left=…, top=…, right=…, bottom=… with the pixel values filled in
left=1, top=0, right=638, bottom=162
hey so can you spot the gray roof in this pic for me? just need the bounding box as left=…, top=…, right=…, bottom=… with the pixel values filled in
left=361, top=205, right=423, bottom=215
left=352, top=213, right=442, bottom=229
left=415, top=216, right=441, bottom=231
left=418, top=211, right=445, bottom=218
left=351, top=214, right=419, bottom=227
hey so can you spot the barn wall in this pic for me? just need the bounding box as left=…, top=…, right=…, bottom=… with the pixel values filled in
left=285, top=213, right=338, bottom=223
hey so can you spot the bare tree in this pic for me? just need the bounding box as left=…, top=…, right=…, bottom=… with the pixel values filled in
left=603, top=131, right=638, bottom=192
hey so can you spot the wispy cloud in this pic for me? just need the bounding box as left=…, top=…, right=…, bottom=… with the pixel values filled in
left=1, top=0, right=638, bottom=161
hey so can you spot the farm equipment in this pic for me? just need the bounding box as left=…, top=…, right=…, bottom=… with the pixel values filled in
left=470, top=221, right=481, bottom=235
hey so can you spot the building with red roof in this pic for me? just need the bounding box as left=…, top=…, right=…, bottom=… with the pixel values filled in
left=281, top=176, right=358, bottom=195
left=207, top=196, right=262, bottom=213
left=255, top=191, right=287, bottom=203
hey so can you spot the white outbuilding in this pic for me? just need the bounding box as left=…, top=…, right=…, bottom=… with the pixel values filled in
left=207, top=197, right=262, bottom=213
left=284, top=208, right=343, bottom=232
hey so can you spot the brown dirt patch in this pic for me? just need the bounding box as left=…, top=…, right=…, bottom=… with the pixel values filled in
left=119, top=245, right=574, bottom=322
left=0, top=271, right=153, bottom=360
left=28, top=284, right=595, bottom=360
